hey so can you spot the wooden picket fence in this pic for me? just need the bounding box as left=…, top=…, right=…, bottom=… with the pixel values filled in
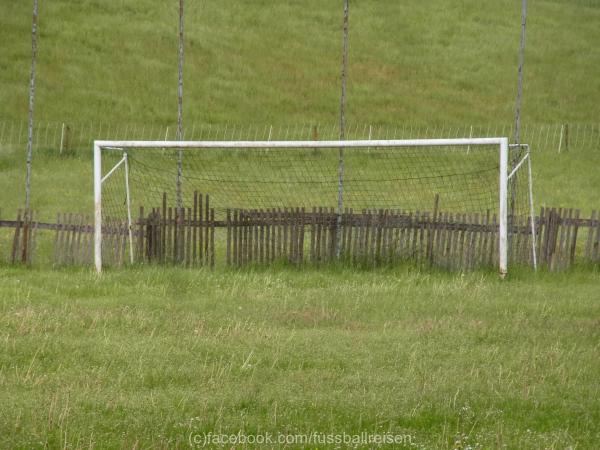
left=225, top=208, right=501, bottom=269
left=2, top=201, right=600, bottom=271
left=7, top=209, right=39, bottom=265
left=134, top=191, right=216, bottom=267
left=225, top=206, right=599, bottom=270
left=54, top=213, right=94, bottom=265
left=51, top=192, right=217, bottom=267
left=537, top=207, right=600, bottom=270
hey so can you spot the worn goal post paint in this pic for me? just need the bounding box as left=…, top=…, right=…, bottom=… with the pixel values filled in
left=124, top=153, right=134, bottom=264
left=94, top=142, right=102, bottom=273
left=499, top=137, right=509, bottom=278
left=94, top=138, right=513, bottom=276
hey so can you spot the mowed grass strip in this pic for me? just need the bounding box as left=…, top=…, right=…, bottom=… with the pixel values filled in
left=1, top=266, right=599, bottom=448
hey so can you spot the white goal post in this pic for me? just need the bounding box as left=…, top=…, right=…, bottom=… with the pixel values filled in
left=94, top=137, right=534, bottom=276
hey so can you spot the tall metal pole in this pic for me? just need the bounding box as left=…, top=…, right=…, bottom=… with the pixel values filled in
left=25, top=0, right=39, bottom=210
left=514, top=0, right=527, bottom=144
left=509, top=0, right=527, bottom=252
left=176, top=0, right=184, bottom=209
left=336, top=0, right=349, bottom=259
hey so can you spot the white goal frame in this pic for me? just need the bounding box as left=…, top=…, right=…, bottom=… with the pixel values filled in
left=94, top=137, right=532, bottom=276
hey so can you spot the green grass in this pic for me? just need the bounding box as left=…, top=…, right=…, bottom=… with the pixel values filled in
left=1, top=265, right=599, bottom=449
left=1, top=0, right=599, bottom=221
left=1, top=0, right=600, bottom=126
left=1, top=1, right=600, bottom=448
left=1, top=0, right=599, bottom=220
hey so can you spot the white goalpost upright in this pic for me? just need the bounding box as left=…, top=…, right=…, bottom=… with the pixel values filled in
left=94, top=146, right=134, bottom=265
left=94, top=137, right=530, bottom=276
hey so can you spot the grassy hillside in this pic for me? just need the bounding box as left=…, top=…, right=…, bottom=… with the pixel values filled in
left=1, top=0, right=599, bottom=220
left=1, top=0, right=599, bottom=126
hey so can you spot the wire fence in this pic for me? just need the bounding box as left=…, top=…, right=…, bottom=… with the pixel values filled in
left=0, top=120, right=599, bottom=154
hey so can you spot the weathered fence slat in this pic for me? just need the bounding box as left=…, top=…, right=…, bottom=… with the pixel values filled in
left=593, top=210, right=600, bottom=263
left=584, top=210, right=595, bottom=261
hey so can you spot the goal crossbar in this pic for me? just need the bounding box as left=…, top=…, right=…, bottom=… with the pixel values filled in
left=94, top=138, right=510, bottom=275
left=95, top=138, right=507, bottom=149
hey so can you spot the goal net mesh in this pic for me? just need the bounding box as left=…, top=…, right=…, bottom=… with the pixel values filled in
left=101, top=143, right=529, bottom=222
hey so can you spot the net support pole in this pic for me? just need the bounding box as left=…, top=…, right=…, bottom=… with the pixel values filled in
left=499, top=138, right=509, bottom=278
left=527, top=148, right=538, bottom=270
left=336, top=149, right=344, bottom=259
left=94, top=142, right=102, bottom=273
left=124, top=153, right=134, bottom=264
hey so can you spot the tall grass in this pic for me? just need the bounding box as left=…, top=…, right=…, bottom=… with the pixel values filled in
left=1, top=265, right=599, bottom=448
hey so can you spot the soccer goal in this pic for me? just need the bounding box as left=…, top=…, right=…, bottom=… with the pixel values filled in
left=94, top=137, right=536, bottom=275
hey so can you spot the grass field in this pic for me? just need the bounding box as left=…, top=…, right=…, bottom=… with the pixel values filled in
left=1, top=0, right=600, bottom=448
left=1, top=265, right=600, bottom=449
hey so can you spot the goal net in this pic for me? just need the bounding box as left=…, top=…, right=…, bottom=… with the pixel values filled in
left=94, top=138, right=534, bottom=273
